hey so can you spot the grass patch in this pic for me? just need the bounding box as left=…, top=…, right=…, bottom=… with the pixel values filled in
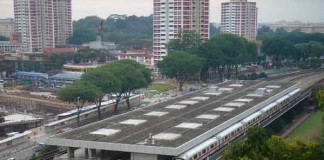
left=289, top=111, right=324, bottom=141
left=147, top=83, right=174, bottom=94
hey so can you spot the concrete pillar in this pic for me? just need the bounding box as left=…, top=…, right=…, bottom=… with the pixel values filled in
left=67, top=147, right=75, bottom=159
left=84, top=148, right=89, bottom=158
left=89, top=149, right=97, bottom=159
left=131, top=153, right=158, bottom=160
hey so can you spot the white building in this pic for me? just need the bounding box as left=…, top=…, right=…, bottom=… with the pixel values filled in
left=221, top=0, right=258, bottom=41
left=153, top=0, right=210, bottom=64
left=0, top=41, right=22, bottom=53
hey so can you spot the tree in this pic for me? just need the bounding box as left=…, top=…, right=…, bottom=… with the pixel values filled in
left=222, top=127, right=323, bottom=160
left=102, top=60, right=152, bottom=112
left=198, top=34, right=257, bottom=80
left=81, top=68, right=121, bottom=120
left=167, top=30, right=202, bottom=54
left=262, top=36, right=295, bottom=68
left=157, top=51, right=203, bottom=91
left=316, top=90, right=324, bottom=110
left=117, top=60, right=152, bottom=108
left=58, top=81, right=102, bottom=126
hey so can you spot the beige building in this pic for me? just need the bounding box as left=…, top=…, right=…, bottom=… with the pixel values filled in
left=0, top=19, right=15, bottom=38
left=221, top=0, right=258, bottom=41
left=266, top=21, right=324, bottom=34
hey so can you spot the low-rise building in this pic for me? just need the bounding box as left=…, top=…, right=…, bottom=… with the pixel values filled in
left=0, top=113, right=43, bottom=137
left=0, top=19, right=14, bottom=38
left=15, top=71, right=48, bottom=86
left=49, top=73, right=81, bottom=88
left=265, top=21, right=324, bottom=34
left=114, top=50, right=154, bottom=69
left=0, top=41, right=22, bottom=53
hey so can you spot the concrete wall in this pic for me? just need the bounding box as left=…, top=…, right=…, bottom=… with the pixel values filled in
left=131, top=153, right=158, bottom=160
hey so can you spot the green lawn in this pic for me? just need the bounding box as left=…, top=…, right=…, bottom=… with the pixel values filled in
left=147, top=83, right=174, bottom=94
left=289, top=111, right=324, bottom=141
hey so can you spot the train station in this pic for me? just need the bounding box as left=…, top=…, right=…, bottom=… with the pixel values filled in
left=45, top=80, right=300, bottom=160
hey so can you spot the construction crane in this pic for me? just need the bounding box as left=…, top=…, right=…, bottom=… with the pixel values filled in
left=97, top=19, right=104, bottom=42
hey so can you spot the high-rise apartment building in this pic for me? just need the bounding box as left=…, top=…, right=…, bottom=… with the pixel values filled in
left=53, top=0, right=73, bottom=46
left=13, top=0, right=72, bottom=53
left=153, top=0, right=210, bottom=63
left=221, top=0, right=257, bottom=41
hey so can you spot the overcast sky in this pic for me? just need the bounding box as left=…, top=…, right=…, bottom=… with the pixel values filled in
left=0, top=0, right=323, bottom=23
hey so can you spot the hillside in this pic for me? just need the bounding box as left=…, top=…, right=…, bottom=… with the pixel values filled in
left=69, top=15, right=219, bottom=50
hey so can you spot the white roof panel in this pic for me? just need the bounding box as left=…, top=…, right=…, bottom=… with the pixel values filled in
left=246, top=93, right=263, bottom=97
left=191, top=96, right=210, bottom=101
left=144, top=111, right=169, bottom=117
left=175, top=123, right=203, bottom=129
left=165, top=104, right=187, bottom=110
left=90, top=129, right=120, bottom=136
left=214, top=107, right=235, bottom=112
left=196, top=114, right=220, bottom=120
left=229, top=84, right=244, bottom=87
left=119, top=119, right=147, bottom=126
left=266, top=85, right=281, bottom=89
left=178, top=100, right=199, bottom=105
left=224, top=102, right=245, bottom=107
left=234, top=98, right=253, bottom=102
left=219, top=88, right=234, bottom=92
left=153, top=133, right=181, bottom=141
left=205, top=92, right=221, bottom=96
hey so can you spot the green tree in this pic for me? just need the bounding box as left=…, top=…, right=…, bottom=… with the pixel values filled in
left=102, top=60, right=151, bottom=112
left=262, top=37, right=295, bottom=68
left=58, top=81, right=102, bottom=126
left=316, top=90, right=324, bottom=110
left=117, top=60, right=152, bottom=108
left=81, top=68, right=121, bottom=120
left=157, top=51, right=203, bottom=91
left=222, top=127, right=323, bottom=160
left=199, top=34, right=257, bottom=80
left=167, top=30, right=202, bottom=54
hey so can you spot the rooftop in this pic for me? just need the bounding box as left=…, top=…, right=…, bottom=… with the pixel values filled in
left=46, top=80, right=298, bottom=155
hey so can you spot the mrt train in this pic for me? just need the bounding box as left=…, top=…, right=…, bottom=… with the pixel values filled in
left=173, top=88, right=300, bottom=160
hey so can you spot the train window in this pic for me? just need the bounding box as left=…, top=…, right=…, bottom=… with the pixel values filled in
left=202, top=149, right=207, bottom=154
left=194, top=154, right=198, bottom=159
left=210, top=144, right=214, bottom=148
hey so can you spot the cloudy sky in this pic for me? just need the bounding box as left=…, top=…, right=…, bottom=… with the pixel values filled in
left=0, top=0, right=323, bottom=23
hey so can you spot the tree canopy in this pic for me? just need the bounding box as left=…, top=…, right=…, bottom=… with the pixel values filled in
left=222, top=127, right=323, bottom=160
left=100, top=60, right=152, bottom=112
left=81, top=67, right=121, bottom=119
left=157, top=51, right=203, bottom=91
left=167, top=30, right=202, bottom=54
left=58, top=80, right=102, bottom=126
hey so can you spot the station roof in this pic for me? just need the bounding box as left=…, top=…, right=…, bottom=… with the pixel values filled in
left=50, top=73, right=81, bottom=81
left=46, top=80, right=298, bottom=156
left=16, top=71, right=48, bottom=78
